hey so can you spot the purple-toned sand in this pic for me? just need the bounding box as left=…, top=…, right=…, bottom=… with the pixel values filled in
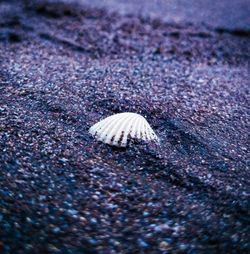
left=0, top=0, right=249, bottom=253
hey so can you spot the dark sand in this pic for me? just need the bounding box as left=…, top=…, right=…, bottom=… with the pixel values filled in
left=0, top=0, right=249, bottom=253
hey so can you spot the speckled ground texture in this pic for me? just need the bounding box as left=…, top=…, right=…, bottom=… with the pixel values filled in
left=0, top=0, right=250, bottom=253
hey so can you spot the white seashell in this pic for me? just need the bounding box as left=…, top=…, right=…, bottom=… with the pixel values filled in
left=89, top=112, right=159, bottom=147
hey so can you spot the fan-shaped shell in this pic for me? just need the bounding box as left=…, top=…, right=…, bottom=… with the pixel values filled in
left=89, top=112, right=159, bottom=147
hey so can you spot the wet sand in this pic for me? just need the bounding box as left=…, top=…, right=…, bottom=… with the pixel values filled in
left=0, top=1, right=249, bottom=253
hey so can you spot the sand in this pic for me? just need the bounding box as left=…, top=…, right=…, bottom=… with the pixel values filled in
left=0, top=0, right=249, bottom=253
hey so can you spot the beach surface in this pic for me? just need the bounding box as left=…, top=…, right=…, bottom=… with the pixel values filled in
left=0, top=0, right=249, bottom=253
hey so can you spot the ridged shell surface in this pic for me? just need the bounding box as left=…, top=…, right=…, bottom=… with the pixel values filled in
left=89, top=112, right=159, bottom=147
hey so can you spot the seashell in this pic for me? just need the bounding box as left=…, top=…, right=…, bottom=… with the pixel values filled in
left=89, top=112, right=159, bottom=147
